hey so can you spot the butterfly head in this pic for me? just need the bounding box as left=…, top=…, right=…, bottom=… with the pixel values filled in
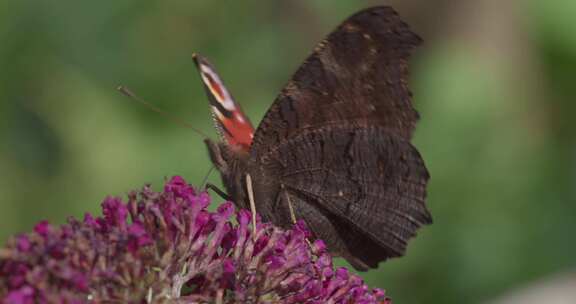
left=193, top=53, right=255, bottom=152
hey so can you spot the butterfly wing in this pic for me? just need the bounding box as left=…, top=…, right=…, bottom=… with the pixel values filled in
left=250, top=6, right=422, bottom=159
left=193, top=54, right=254, bottom=151
left=258, top=125, right=430, bottom=269
left=249, top=6, right=430, bottom=269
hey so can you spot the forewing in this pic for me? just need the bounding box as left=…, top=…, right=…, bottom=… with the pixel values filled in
left=260, top=125, right=431, bottom=268
left=193, top=53, right=254, bottom=151
left=251, top=6, right=422, bottom=159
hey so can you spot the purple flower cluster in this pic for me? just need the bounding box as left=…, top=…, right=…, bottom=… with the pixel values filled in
left=0, top=176, right=391, bottom=303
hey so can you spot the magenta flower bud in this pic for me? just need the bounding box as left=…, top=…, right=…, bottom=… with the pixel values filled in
left=15, top=236, right=31, bottom=253
left=33, top=220, right=50, bottom=238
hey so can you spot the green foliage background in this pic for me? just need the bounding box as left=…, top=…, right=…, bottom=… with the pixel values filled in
left=1, top=0, right=575, bottom=303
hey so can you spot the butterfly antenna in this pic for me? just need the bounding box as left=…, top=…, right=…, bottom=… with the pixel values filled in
left=117, top=85, right=210, bottom=139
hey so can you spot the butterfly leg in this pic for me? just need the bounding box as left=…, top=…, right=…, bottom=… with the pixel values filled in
left=281, top=184, right=298, bottom=225
left=245, top=173, right=257, bottom=240
left=281, top=185, right=313, bottom=248
left=205, top=183, right=232, bottom=201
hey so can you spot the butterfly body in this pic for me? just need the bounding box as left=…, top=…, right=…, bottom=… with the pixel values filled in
left=197, top=6, right=431, bottom=270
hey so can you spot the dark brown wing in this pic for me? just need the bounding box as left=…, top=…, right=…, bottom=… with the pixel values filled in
left=250, top=6, right=422, bottom=159
left=258, top=125, right=431, bottom=269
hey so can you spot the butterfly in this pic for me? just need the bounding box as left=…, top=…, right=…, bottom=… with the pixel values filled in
left=194, top=6, right=431, bottom=271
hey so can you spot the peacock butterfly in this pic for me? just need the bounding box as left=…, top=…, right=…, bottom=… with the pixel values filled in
left=194, top=6, right=431, bottom=271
